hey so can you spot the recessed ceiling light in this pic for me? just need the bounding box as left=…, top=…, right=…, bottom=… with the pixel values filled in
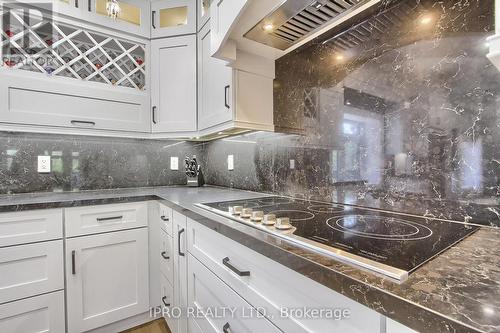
left=263, top=23, right=274, bottom=32
left=335, top=54, right=344, bottom=61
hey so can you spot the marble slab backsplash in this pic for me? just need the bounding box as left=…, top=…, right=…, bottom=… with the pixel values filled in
left=201, top=0, right=500, bottom=228
left=0, top=132, right=202, bottom=194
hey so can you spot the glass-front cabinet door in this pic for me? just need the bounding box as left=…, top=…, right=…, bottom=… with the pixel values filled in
left=83, top=0, right=151, bottom=37
left=151, top=0, right=196, bottom=38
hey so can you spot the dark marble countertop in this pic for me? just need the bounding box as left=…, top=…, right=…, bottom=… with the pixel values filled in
left=0, top=186, right=498, bottom=333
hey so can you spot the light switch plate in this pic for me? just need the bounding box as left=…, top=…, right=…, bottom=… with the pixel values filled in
left=227, top=155, right=234, bottom=171
left=170, top=156, right=179, bottom=170
left=37, top=156, right=51, bottom=173
left=290, top=159, right=295, bottom=169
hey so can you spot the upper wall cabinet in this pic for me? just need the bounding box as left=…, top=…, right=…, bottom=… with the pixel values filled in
left=151, top=0, right=196, bottom=39
left=198, top=22, right=274, bottom=137
left=29, top=0, right=151, bottom=38
left=210, top=0, right=248, bottom=60
left=0, top=9, right=150, bottom=134
left=151, top=35, right=197, bottom=134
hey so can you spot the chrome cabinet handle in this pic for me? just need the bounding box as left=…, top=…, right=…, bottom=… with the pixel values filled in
left=162, top=296, right=170, bottom=307
left=71, top=250, right=76, bottom=275
left=224, top=85, right=230, bottom=109
left=222, top=257, right=250, bottom=276
left=223, top=322, right=231, bottom=333
left=152, top=106, right=157, bottom=124
left=88, top=0, right=91, bottom=11
left=152, top=10, right=156, bottom=29
left=178, top=228, right=185, bottom=257
left=96, top=215, right=122, bottom=222
left=160, top=215, right=169, bottom=221
left=71, top=120, right=95, bottom=126
left=161, top=251, right=170, bottom=260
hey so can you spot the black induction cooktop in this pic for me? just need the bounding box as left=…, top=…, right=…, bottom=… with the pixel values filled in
left=197, top=197, right=479, bottom=282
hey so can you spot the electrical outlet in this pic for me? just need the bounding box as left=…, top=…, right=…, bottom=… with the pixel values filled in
left=227, top=155, right=234, bottom=171
left=37, top=156, right=51, bottom=173
left=290, top=159, right=295, bottom=169
left=170, top=156, right=179, bottom=170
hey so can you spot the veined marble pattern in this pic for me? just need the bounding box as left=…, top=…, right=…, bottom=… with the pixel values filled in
left=0, top=132, right=202, bottom=194
left=202, top=0, right=500, bottom=228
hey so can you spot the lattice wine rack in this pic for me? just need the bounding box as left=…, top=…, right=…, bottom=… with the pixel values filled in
left=1, top=7, right=146, bottom=90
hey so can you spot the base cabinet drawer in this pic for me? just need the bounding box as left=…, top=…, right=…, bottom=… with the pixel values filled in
left=0, top=290, right=65, bottom=333
left=0, top=240, right=64, bottom=304
left=159, top=203, right=173, bottom=236
left=188, top=221, right=382, bottom=333
left=66, top=228, right=149, bottom=333
left=160, top=229, right=174, bottom=284
left=65, top=202, right=148, bottom=237
left=188, top=253, right=282, bottom=333
left=160, top=273, right=175, bottom=329
left=0, top=209, right=63, bottom=247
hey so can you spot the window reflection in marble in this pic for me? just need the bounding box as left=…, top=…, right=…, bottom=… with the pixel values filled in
left=203, top=0, right=499, bottom=226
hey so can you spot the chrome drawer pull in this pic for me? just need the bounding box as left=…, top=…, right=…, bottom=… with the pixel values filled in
left=71, top=250, right=76, bottom=275
left=96, top=215, right=123, bottom=222
left=160, top=215, right=169, bottom=221
left=71, top=120, right=95, bottom=126
left=161, top=251, right=170, bottom=260
left=223, top=322, right=231, bottom=333
left=222, top=257, right=250, bottom=277
left=178, top=228, right=185, bottom=257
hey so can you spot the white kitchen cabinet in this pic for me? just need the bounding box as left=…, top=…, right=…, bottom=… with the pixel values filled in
left=171, top=210, right=188, bottom=333
left=0, top=291, right=65, bottom=333
left=29, top=0, right=151, bottom=38
left=0, top=240, right=64, bottom=304
left=209, top=0, right=248, bottom=60
left=0, top=70, right=150, bottom=134
left=187, top=253, right=282, bottom=333
left=160, top=229, right=174, bottom=283
left=65, top=201, right=148, bottom=237
left=198, top=22, right=233, bottom=131
left=188, top=220, right=383, bottom=333
left=0, top=209, right=62, bottom=247
left=0, top=11, right=150, bottom=135
left=151, top=0, right=196, bottom=38
left=151, top=35, right=197, bottom=134
left=160, top=273, right=175, bottom=329
left=197, top=22, right=274, bottom=136
left=66, top=228, right=149, bottom=333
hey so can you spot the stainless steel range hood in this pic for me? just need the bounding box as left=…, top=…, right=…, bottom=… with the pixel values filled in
left=244, top=0, right=374, bottom=51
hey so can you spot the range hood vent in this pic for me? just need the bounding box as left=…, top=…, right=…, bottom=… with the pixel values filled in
left=244, top=0, right=371, bottom=50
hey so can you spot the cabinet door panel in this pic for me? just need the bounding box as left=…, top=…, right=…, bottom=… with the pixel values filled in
left=210, top=0, right=248, bottom=58
left=188, top=254, right=281, bottom=333
left=0, top=291, right=65, bottom=333
left=0, top=209, right=62, bottom=247
left=151, top=36, right=197, bottom=133
left=66, top=228, right=149, bottom=333
left=198, top=22, right=233, bottom=131
left=0, top=240, right=64, bottom=304
left=172, top=210, right=188, bottom=333
left=151, top=0, right=196, bottom=38
left=160, top=229, right=174, bottom=284
left=0, top=70, right=150, bottom=133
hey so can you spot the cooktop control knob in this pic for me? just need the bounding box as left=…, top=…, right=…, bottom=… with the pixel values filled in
left=241, top=208, right=253, bottom=218
left=229, top=206, right=243, bottom=215
left=251, top=211, right=264, bottom=222
left=262, top=214, right=276, bottom=226
left=276, top=217, right=292, bottom=230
